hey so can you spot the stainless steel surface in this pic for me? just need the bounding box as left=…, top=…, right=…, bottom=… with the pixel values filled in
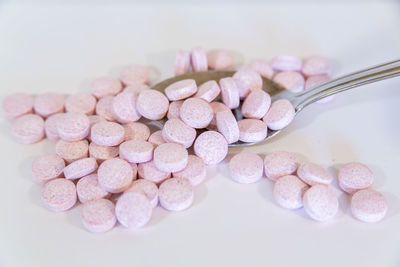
left=151, top=59, right=400, bottom=147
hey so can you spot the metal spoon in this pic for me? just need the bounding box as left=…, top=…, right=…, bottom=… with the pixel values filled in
left=150, top=59, right=400, bottom=147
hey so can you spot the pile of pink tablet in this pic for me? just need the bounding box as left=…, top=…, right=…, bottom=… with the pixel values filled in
left=2, top=48, right=387, bottom=233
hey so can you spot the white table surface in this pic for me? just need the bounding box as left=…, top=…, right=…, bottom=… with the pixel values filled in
left=1, top=1, right=400, bottom=267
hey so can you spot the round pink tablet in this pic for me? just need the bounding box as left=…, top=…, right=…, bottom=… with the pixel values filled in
left=153, top=143, right=188, bottom=172
left=237, top=119, right=268, bottom=143
left=2, top=93, right=34, bottom=119
left=244, top=60, right=274, bottom=79
left=116, top=192, right=152, bottom=228
left=173, top=155, right=206, bottom=186
left=297, top=162, right=333, bottom=186
left=273, top=71, right=305, bottom=93
left=165, top=79, right=197, bottom=101
left=273, top=175, right=309, bottom=209
left=123, top=83, right=150, bottom=95
left=207, top=49, right=234, bottom=70
left=136, top=89, right=169, bottom=120
left=264, top=151, right=297, bottom=181
left=55, top=139, right=89, bottom=163
left=12, top=114, right=45, bottom=144
left=129, top=162, right=138, bottom=180
left=119, top=140, right=154, bottom=163
left=195, top=80, right=221, bottom=102
left=216, top=110, right=239, bottom=144
left=338, top=162, right=374, bottom=194
left=41, top=178, right=77, bottom=212
left=219, top=77, right=240, bottom=109
left=63, top=157, right=98, bottom=180
left=303, top=184, right=339, bottom=222
left=241, top=89, right=271, bottom=119
left=162, top=118, right=196, bottom=148
left=31, top=154, right=65, bottom=183
left=90, top=76, right=122, bottom=99
left=95, top=95, right=117, bottom=121
left=233, top=69, right=263, bottom=99
left=98, top=158, right=134, bottom=193
left=194, top=131, right=228, bottom=165
left=159, top=177, right=194, bottom=211
left=180, top=98, right=213, bottom=129
left=263, top=99, right=295, bottom=131
left=57, top=112, right=90, bottom=141
left=44, top=113, right=64, bottom=141
left=302, top=56, right=331, bottom=77
left=123, top=122, right=150, bottom=141
left=270, top=55, right=302, bottom=71
left=120, top=64, right=150, bottom=85
left=91, top=121, right=125, bottom=146
left=148, top=130, right=166, bottom=146
left=76, top=174, right=111, bottom=203
left=89, top=142, right=119, bottom=162
left=138, top=160, right=171, bottom=185
left=81, top=199, right=116, bottom=233
left=111, top=91, right=141, bottom=123
left=229, top=152, right=263, bottom=184
left=208, top=102, right=231, bottom=130
left=174, top=50, right=191, bottom=76
left=191, top=47, right=208, bottom=72
left=126, top=179, right=159, bottom=208
left=167, top=100, right=184, bottom=119
left=65, top=93, right=96, bottom=115
left=33, top=93, right=64, bottom=117
left=305, top=75, right=334, bottom=104
left=351, top=189, right=387, bottom=223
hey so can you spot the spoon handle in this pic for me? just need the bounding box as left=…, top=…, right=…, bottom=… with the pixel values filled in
left=292, top=59, right=400, bottom=112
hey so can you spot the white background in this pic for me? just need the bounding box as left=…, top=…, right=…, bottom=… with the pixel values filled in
left=0, top=1, right=400, bottom=267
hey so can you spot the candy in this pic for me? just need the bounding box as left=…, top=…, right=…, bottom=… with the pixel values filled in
left=244, top=60, right=274, bottom=79
left=241, top=89, right=271, bottom=119
left=41, top=178, right=77, bottom=212
left=119, top=140, right=154, bottom=163
left=194, top=131, right=228, bottom=165
left=302, top=56, right=331, bottom=77
left=55, top=139, right=89, bottom=163
left=138, top=160, right=171, bottom=185
left=270, top=55, right=302, bottom=71
left=297, top=162, right=333, bottom=186
left=2, top=93, right=34, bottom=119
left=273, top=175, right=309, bottom=209
left=173, top=155, right=206, bottom=186
left=167, top=100, right=184, bottom=119
left=229, top=152, right=263, bottom=184
left=273, top=71, right=305, bottom=93
left=351, top=189, right=387, bottom=223
left=97, top=158, right=134, bottom=193
left=216, top=110, right=239, bottom=144
left=194, top=80, right=220, bottom=102
left=90, top=76, right=122, bottom=99
left=162, top=118, right=196, bottom=148
left=191, top=48, right=208, bottom=72
left=159, top=177, right=194, bottom=211
left=263, top=99, right=295, bottom=130
left=165, top=79, right=197, bottom=101
left=338, top=162, right=374, bottom=194
left=44, top=113, right=64, bottom=141
left=233, top=69, right=262, bottom=99
left=116, top=192, right=153, bottom=228
left=153, top=143, right=188, bottom=172
left=303, top=184, right=339, bottom=222
left=31, top=154, right=65, bottom=183
left=89, top=142, right=119, bottom=162
left=90, top=121, right=125, bottom=146
left=95, top=95, right=117, bottom=121
left=12, top=114, right=44, bottom=144
left=174, top=50, right=191, bottom=76
left=219, top=77, right=240, bottom=109
left=63, top=157, right=98, bottom=180
left=208, top=102, right=231, bottom=130
left=123, top=83, right=150, bottom=95
left=123, top=122, right=150, bottom=141
left=120, top=64, right=150, bottom=85
left=33, top=93, right=64, bottom=117
left=65, top=93, right=96, bottom=115
left=111, top=91, right=141, bottom=123
left=237, top=119, right=268, bottom=143
left=180, top=98, right=213, bottom=129
left=264, top=151, right=297, bottom=181
left=136, top=89, right=169, bottom=120
left=57, top=112, right=90, bottom=141
left=148, top=130, right=166, bottom=146
left=76, top=174, right=111, bottom=203
left=81, top=199, right=116, bottom=233
left=206, top=49, right=234, bottom=70
left=126, top=179, right=159, bottom=208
